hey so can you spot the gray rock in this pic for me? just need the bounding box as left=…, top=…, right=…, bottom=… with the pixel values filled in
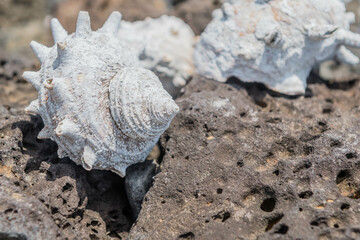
left=0, top=177, right=60, bottom=240
left=0, top=111, right=133, bottom=239
left=129, top=75, right=360, bottom=240
left=125, top=160, right=158, bottom=218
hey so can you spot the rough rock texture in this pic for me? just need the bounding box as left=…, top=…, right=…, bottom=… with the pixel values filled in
left=130, top=75, right=360, bottom=239
left=0, top=101, right=132, bottom=239
left=0, top=52, right=38, bottom=107
left=0, top=177, right=60, bottom=240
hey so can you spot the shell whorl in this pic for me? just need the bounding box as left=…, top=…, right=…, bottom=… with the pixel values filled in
left=109, top=67, right=179, bottom=140
left=22, top=11, right=179, bottom=177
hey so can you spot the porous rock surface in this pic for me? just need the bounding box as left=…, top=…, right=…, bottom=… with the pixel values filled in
left=0, top=102, right=132, bottom=239
left=130, top=75, right=360, bottom=240
left=0, top=177, right=60, bottom=240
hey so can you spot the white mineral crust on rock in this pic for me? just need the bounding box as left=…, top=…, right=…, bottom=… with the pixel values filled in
left=23, top=11, right=179, bottom=177
left=118, top=15, right=195, bottom=97
left=194, top=0, right=360, bottom=95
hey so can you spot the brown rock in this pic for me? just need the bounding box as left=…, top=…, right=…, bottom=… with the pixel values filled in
left=129, top=75, right=360, bottom=239
left=171, top=0, right=222, bottom=35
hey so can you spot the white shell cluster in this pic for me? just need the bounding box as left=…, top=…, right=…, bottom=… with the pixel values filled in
left=118, top=15, right=195, bottom=97
left=23, top=11, right=179, bottom=177
left=194, top=0, right=360, bottom=95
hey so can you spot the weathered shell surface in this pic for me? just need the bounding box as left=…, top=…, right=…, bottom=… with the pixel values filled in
left=23, top=11, right=179, bottom=177
left=118, top=15, right=195, bottom=97
left=194, top=0, right=360, bottom=95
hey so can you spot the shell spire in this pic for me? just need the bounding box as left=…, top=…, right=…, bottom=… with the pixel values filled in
left=30, top=41, right=50, bottom=63
left=98, top=11, right=122, bottom=35
left=336, top=46, right=359, bottom=65
left=82, top=146, right=96, bottom=171
left=23, top=71, right=41, bottom=91
left=25, top=99, right=40, bottom=115
left=55, top=119, right=79, bottom=137
left=336, top=29, right=360, bottom=48
left=76, top=11, right=91, bottom=38
left=51, top=18, right=68, bottom=43
left=109, top=67, right=179, bottom=141
left=151, top=95, right=179, bottom=123
left=38, top=127, right=52, bottom=139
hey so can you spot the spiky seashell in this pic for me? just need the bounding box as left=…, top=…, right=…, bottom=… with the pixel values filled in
left=118, top=15, right=195, bottom=97
left=23, top=11, right=179, bottom=177
left=194, top=0, right=360, bottom=95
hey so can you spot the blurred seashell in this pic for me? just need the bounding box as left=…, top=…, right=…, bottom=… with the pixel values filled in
left=23, top=11, right=179, bottom=177
left=118, top=15, right=195, bottom=97
left=194, top=0, right=360, bottom=95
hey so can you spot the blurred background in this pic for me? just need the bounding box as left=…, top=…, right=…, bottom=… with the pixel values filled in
left=1, top=0, right=360, bottom=107
left=0, top=0, right=224, bottom=58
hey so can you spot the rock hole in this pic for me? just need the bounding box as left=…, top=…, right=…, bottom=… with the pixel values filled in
left=336, top=170, right=350, bottom=184
left=304, top=145, right=314, bottom=155
left=216, top=188, right=223, bottom=194
left=341, top=203, right=350, bottom=210
left=63, top=223, right=70, bottom=229
left=178, top=232, right=195, bottom=239
left=299, top=208, right=303, bottom=212
left=91, top=221, right=99, bottom=226
left=62, top=182, right=73, bottom=192
left=273, top=170, right=280, bottom=176
left=274, top=224, right=289, bottom=234
left=51, top=207, right=58, bottom=214
left=298, top=191, right=313, bottom=199
left=212, top=210, right=231, bottom=222
left=265, top=214, right=284, bottom=232
left=330, top=139, right=342, bottom=147
left=237, top=160, right=244, bottom=167
left=334, top=224, right=339, bottom=228
left=322, top=107, right=333, bottom=114
left=345, top=152, right=357, bottom=159
left=0, top=60, right=7, bottom=66
left=325, top=98, right=333, bottom=103
left=194, top=190, right=199, bottom=199
left=255, top=100, right=268, bottom=108
left=4, top=208, right=13, bottom=214
left=260, top=198, right=276, bottom=212
left=310, top=218, right=327, bottom=227
left=318, top=121, right=327, bottom=126
left=46, top=170, right=54, bottom=180
left=240, top=112, right=247, bottom=117
left=89, top=233, right=99, bottom=240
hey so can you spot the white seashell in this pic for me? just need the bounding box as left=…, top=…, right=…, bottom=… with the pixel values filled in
left=118, top=15, right=195, bottom=97
left=194, top=0, right=360, bottom=95
left=23, top=11, right=179, bottom=177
